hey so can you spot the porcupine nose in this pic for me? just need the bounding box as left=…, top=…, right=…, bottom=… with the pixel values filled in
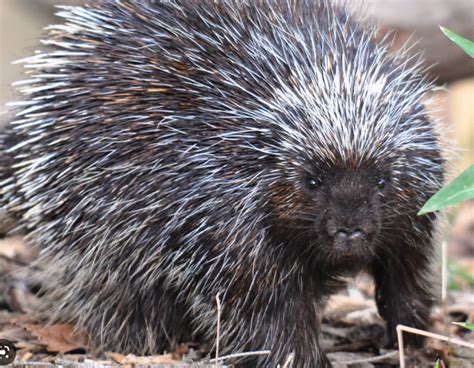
left=326, top=219, right=367, bottom=241
left=334, top=228, right=365, bottom=242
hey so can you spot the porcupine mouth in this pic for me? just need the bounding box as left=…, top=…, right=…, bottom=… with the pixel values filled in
left=330, top=236, right=375, bottom=263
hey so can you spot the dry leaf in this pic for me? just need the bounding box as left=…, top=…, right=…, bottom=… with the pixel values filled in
left=21, top=323, right=88, bottom=353
left=106, top=351, right=179, bottom=364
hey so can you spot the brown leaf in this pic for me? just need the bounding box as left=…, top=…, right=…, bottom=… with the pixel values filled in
left=325, top=294, right=380, bottom=325
left=105, top=352, right=179, bottom=364
left=105, top=352, right=126, bottom=364
left=21, top=323, right=88, bottom=353
left=172, top=343, right=190, bottom=360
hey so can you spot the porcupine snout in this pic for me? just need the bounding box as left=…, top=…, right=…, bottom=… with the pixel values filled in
left=323, top=171, right=382, bottom=256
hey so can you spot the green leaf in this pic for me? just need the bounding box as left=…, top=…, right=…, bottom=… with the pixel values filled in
left=418, top=165, right=474, bottom=215
left=433, top=359, right=441, bottom=368
left=453, top=322, right=474, bottom=331
left=440, top=26, right=474, bottom=58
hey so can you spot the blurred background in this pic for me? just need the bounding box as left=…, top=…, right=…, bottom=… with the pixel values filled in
left=0, top=0, right=473, bottom=261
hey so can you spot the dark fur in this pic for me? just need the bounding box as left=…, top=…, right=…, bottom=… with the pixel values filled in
left=0, top=0, right=444, bottom=367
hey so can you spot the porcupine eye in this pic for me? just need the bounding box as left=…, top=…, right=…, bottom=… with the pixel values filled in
left=377, top=178, right=387, bottom=190
left=306, top=177, right=321, bottom=190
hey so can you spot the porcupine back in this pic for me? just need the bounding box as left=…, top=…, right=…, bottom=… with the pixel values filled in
left=0, top=0, right=444, bottom=364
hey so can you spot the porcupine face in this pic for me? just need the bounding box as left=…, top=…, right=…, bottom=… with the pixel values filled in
left=268, top=148, right=398, bottom=268
left=298, top=162, right=389, bottom=265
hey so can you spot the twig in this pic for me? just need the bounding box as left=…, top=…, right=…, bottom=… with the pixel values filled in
left=209, top=294, right=270, bottom=365
left=215, top=293, right=221, bottom=368
left=210, top=350, right=271, bottom=363
left=441, top=241, right=447, bottom=301
left=397, top=324, right=474, bottom=368
left=397, top=324, right=405, bottom=367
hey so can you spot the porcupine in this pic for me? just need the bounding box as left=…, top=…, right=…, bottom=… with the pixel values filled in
left=0, top=0, right=445, bottom=366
